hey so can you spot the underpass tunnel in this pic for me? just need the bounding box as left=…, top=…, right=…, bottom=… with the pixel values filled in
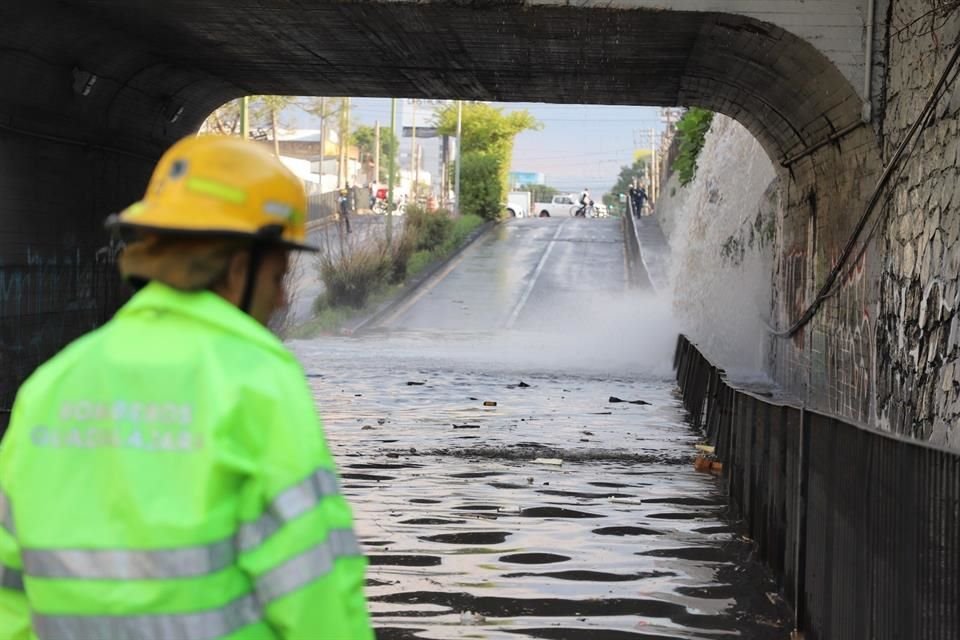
left=0, top=1, right=881, bottom=422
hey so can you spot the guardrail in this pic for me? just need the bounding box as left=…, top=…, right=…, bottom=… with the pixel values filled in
left=623, top=192, right=643, bottom=286
left=674, top=334, right=960, bottom=639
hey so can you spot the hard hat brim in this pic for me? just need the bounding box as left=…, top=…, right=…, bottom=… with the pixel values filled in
left=105, top=213, right=319, bottom=252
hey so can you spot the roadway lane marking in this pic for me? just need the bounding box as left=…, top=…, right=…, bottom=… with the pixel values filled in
left=505, top=220, right=566, bottom=329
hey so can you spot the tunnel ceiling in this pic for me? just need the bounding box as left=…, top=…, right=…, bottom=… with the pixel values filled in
left=2, top=1, right=865, bottom=164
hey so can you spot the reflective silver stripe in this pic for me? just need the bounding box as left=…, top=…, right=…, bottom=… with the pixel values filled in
left=32, top=593, right=260, bottom=640
left=0, top=564, right=24, bottom=591
left=237, top=468, right=341, bottom=553
left=0, top=489, right=15, bottom=535
left=255, top=528, right=362, bottom=604
left=23, top=537, right=235, bottom=580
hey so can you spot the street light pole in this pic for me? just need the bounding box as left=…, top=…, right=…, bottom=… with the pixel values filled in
left=410, top=100, right=417, bottom=201
left=387, top=98, right=397, bottom=245
left=454, top=100, right=463, bottom=216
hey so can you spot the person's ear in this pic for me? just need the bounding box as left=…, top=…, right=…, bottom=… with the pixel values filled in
left=216, top=250, right=250, bottom=305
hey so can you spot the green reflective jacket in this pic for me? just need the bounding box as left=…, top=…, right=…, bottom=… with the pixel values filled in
left=0, top=282, right=373, bottom=640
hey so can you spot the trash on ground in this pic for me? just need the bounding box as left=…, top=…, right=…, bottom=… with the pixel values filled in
left=533, top=457, right=563, bottom=466
left=608, top=396, right=651, bottom=405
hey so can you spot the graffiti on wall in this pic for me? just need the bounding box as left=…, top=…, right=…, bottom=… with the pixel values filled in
left=0, top=241, right=124, bottom=412
left=815, top=251, right=874, bottom=424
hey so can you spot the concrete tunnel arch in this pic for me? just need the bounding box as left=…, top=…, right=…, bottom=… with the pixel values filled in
left=0, top=1, right=881, bottom=420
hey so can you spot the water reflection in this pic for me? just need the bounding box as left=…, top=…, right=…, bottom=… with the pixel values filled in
left=291, top=331, right=789, bottom=638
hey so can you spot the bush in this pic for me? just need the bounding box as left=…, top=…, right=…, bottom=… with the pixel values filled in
left=317, top=243, right=392, bottom=309
left=458, top=153, right=503, bottom=220
left=672, top=108, right=714, bottom=186
left=405, top=249, right=435, bottom=279
left=405, top=205, right=454, bottom=252
left=441, top=214, right=484, bottom=254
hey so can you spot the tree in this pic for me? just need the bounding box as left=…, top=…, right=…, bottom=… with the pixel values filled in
left=434, top=103, right=541, bottom=219
left=352, top=124, right=399, bottom=183
left=250, top=95, right=295, bottom=156
left=607, top=156, right=651, bottom=212
left=200, top=99, right=242, bottom=136
left=458, top=153, right=502, bottom=220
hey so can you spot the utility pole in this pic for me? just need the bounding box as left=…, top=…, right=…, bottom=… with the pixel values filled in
left=339, top=97, right=350, bottom=188
left=414, top=144, right=420, bottom=197
left=387, top=98, right=397, bottom=245
left=240, top=96, right=249, bottom=140
left=410, top=100, right=417, bottom=200
left=454, top=100, right=463, bottom=215
left=648, top=128, right=659, bottom=204
left=318, top=97, right=328, bottom=182
left=373, top=120, right=381, bottom=186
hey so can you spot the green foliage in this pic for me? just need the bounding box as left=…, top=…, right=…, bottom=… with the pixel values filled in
left=405, top=250, right=435, bottom=279
left=458, top=153, right=503, bottom=221
left=352, top=125, right=400, bottom=183
left=318, top=244, right=392, bottom=309
left=309, top=210, right=486, bottom=335
left=405, top=205, right=454, bottom=251
left=435, top=103, right=541, bottom=219
left=672, top=108, right=714, bottom=187
left=607, top=157, right=650, bottom=214
left=444, top=215, right=484, bottom=254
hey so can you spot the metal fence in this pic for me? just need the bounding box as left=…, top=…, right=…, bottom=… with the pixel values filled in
left=674, top=334, right=960, bottom=639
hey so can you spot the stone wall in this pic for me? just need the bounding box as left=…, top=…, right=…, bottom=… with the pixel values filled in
left=655, top=115, right=779, bottom=374
left=876, top=2, right=960, bottom=448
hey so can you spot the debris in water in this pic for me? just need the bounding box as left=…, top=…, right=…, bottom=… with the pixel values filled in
left=406, top=381, right=425, bottom=386
left=453, top=424, right=481, bottom=429
left=361, top=425, right=374, bottom=430
left=483, top=401, right=497, bottom=407
left=592, top=412, right=612, bottom=415
left=695, top=443, right=716, bottom=454
left=608, top=396, right=650, bottom=405
left=377, top=418, right=386, bottom=425
left=460, top=610, right=486, bottom=625
left=533, top=458, right=563, bottom=466
left=507, top=381, right=531, bottom=389
left=583, top=431, right=595, bottom=436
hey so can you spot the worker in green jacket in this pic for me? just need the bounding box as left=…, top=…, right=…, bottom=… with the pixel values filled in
left=0, top=136, right=373, bottom=639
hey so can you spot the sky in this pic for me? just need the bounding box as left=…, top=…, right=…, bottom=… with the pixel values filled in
left=287, top=98, right=667, bottom=196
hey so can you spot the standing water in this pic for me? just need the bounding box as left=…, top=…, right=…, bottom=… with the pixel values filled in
left=289, top=218, right=790, bottom=638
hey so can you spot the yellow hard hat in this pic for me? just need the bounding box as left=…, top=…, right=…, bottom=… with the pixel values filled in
left=108, top=135, right=316, bottom=251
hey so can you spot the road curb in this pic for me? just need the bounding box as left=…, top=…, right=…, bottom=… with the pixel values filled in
left=344, top=219, right=499, bottom=335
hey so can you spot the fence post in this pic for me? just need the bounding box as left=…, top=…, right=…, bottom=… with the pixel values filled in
left=793, top=406, right=809, bottom=635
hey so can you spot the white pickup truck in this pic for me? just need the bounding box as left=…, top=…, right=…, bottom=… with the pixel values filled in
left=534, top=194, right=583, bottom=218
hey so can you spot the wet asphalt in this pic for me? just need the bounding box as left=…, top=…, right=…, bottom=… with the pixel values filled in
left=289, top=217, right=791, bottom=639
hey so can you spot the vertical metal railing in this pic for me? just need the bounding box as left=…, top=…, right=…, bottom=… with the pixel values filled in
left=674, top=334, right=960, bottom=639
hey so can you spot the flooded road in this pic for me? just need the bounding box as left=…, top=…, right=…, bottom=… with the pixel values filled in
left=290, top=218, right=790, bottom=638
